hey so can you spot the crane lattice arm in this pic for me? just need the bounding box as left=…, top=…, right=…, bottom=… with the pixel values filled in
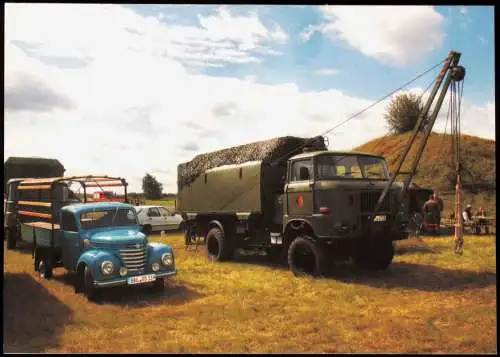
left=371, top=51, right=466, bottom=221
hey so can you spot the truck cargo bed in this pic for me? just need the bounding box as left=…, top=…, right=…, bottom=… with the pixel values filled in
left=20, top=221, right=61, bottom=247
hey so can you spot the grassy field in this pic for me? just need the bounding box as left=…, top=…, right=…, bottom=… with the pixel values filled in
left=144, top=199, right=176, bottom=208
left=3, top=234, right=496, bottom=353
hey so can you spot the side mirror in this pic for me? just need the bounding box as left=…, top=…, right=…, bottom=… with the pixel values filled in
left=299, top=167, right=310, bottom=181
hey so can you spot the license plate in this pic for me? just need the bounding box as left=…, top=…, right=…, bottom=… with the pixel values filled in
left=374, top=215, right=387, bottom=222
left=127, top=274, right=156, bottom=285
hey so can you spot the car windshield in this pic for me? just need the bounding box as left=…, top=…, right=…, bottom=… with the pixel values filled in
left=80, top=208, right=138, bottom=230
left=316, top=155, right=389, bottom=180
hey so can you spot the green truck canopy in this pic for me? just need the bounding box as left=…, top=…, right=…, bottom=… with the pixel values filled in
left=4, top=157, right=65, bottom=191
left=177, top=136, right=326, bottom=190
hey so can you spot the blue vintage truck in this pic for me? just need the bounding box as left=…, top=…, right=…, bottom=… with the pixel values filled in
left=15, top=175, right=176, bottom=301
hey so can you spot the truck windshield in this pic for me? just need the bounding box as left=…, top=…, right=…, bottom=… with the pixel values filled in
left=80, top=208, right=138, bottom=230
left=316, top=155, right=389, bottom=180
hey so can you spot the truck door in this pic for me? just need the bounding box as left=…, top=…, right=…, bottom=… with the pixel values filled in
left=147, top=207, right=165, bottom=231
left=286, top=158, right=314, bottom=217
left=61, top=211, right=81, bottom=271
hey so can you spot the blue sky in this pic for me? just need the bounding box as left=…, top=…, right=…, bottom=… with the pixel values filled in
left=4, top=5, right=495, bottom=192
left=131, top=5, right=494, bottom=104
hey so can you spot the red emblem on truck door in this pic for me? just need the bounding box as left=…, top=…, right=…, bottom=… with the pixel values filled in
left=296, top=195, right=304, bottom=208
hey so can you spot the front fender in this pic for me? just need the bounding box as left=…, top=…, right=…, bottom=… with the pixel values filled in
left=147, top=242, right=175, bottom=269
left=76, top=249, right=121, bottom=281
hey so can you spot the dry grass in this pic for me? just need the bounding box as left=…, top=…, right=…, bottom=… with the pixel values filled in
left=3, top=234, right=497, bottom=353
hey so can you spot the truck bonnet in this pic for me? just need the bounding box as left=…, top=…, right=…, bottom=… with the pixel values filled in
left=88, top=228, right=147, bottom=246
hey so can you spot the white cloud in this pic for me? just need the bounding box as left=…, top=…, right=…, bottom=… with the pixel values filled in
left=4, top=4, right=494, bottom=193
left=305, top=6, right=444, bottom=67
left=314, top=68, right=341, bottom=76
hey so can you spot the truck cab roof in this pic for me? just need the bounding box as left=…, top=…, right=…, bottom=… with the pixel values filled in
left=289, top=150, right=386, bottom=161
left=62, top=201, right=133, bottom=215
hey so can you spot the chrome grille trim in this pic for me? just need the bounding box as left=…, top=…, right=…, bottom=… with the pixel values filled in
left=90, top=242, right=148, bottom=272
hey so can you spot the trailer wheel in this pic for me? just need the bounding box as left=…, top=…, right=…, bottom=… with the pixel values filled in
left=38, top=259, right=53, bottom=279
left=83, top=265, right=99, bottom=302
left=6, top=227, right=17, bottom=250
left=205, top=227, right=233, bottom=262
left=287, top=236, right=326, bottom=277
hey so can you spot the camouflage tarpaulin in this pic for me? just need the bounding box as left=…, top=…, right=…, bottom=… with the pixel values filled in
left=178, top=136, right=326, bottom=190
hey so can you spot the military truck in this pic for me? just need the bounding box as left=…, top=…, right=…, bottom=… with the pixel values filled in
left=177, top=136, right=409, bottom=276
left=177, top=51, right=466, bottom=276
left=4, top=157, right=65, bottom=247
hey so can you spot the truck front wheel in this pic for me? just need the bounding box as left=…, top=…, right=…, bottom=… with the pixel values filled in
left=287, top=236, right=326, bottom=277
left=83, top=265, right=99, bottom=302
left=205, top=227, right=234, bottom=262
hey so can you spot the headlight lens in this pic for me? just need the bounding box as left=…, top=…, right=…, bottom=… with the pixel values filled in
left=101, top=261, right=114, bottom=275
left=152, top=262, right=160, bottom=272
left=119, top=266, right=128, bottom=277
left=161, top=252, right=173, bottom=266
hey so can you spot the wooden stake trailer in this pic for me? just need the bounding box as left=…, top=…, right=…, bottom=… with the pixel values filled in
left=16, top=175, right=128, bottom=250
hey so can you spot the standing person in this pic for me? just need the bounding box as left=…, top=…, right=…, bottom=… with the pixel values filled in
left=433, top=191, right=444, bottom=229
left=423, top=195, right=439, bottom=234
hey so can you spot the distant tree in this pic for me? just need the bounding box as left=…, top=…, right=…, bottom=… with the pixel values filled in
left=385, top=93, right=427, bottom=134
left=142, top=173, right=163, bottom=199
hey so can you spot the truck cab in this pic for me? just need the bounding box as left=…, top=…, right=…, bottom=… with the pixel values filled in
left=284, top=150, right=408, bottom=242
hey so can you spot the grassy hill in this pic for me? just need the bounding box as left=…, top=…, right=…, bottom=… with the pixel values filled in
left=354, top=132, right=496, bottom=216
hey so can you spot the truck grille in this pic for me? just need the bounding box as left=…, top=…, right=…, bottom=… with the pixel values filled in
left=360, top=191, right=391, bottom=212
left=92, top=242, right=147, bottom=272
left=119, top=244, right=147, bottom=272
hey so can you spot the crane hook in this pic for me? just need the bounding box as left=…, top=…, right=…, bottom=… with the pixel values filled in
left=451, top=65, right=466, bottom=82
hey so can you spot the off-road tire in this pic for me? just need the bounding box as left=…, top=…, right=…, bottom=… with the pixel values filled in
left=6, top=227, right=17, bottom=250
left=38, top=259, right=53, bottom=279
left=83, top=265, right=98, bottom=302
left=287, top=236, right=326, bottom=277
left=205, top=227, right=234, bottom=262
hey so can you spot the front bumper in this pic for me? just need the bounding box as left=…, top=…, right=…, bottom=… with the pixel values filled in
left=93, top=269, right=177, bottom=288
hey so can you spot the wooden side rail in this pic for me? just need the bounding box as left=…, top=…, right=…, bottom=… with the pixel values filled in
left=24, top=221, right=60, bottom=230
left=18, top=185, right=52, bottom=190
left=18, top=210, right=52, bottom=219
left=18, top=201, right=52, bottom=207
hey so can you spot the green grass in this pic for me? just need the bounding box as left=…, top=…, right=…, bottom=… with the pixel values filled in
left=3, top=234, right=496, bottom=353
left=143, top=198, right=176, bottom=208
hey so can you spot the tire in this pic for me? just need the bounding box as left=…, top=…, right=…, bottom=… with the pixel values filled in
left=38, top=259, right=53, bottom=279
left=205, top=227, right=234, bottom=262
left=6, top=227, right=17, bottom=250
left=83, top=265, right=98, bottom=302
left=142, top=225, right=152, bottom=236
left=287, top=236, right=326, bottom=277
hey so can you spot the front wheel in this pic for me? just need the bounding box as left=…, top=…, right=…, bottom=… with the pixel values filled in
left=287, top=237, right=326, bottom=277
left=83, top=265, right=99, bottom=302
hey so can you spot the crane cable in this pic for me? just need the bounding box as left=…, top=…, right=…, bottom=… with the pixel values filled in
left=211, top=58, right=450, bottom=214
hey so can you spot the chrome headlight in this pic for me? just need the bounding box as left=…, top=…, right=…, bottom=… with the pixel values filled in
left=101, top=261, right=114, bottom=275
left=161, top=252, right=173, bottom=266
left=152, top=262, right=160, bottom=272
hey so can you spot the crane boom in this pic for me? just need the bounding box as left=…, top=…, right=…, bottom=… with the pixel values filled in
left=371, top=51, right=466, bottom=222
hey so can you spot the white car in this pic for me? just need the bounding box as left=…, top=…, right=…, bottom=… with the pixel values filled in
left=134, top=205, right=184, bottom=235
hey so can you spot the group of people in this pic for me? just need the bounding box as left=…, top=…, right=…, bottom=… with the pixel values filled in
left=414, top=190, right=490, bottom=236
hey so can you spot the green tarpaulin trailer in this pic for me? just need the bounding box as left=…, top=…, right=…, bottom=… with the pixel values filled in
left=4, top=157, right=65, bottom=192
